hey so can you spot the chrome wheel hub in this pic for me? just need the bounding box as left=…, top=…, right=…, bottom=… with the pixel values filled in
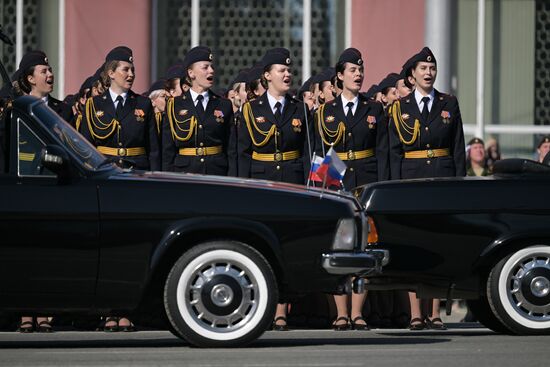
left=184, top=260, right=258, bottom=332
left=211, top=284, right=234, bottom=307
left=531, top=276, right=550, bottom=298
left=508, top=254, right=550, bottom=321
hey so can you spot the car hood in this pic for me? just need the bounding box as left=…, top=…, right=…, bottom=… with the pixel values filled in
left=108, top=170, right=361, bottom=209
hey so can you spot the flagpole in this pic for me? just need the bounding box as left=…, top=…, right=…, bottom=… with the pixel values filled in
left=306, top=152, right=316, bottom=187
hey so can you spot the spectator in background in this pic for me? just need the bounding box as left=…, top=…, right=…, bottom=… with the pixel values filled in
left=485, top=137, right=501, bottom=170
left=537, top=135, right=550, bottom=163
left=466, top=137, right=491, bottom=176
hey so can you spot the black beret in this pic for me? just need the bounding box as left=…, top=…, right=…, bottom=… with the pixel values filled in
left=92, top=63, right=105, bottom=84
left=364, top=84, right=380, bottom=100
left=183, top=46, right=213, bottom=70
left=378, top=73, right=401, bottom=91
left=298, top=75, right=314, bottom=96
left=146, top=79, right=167, bottom=96
left=246, top=62, right=263, bottom=83
left=538, top=135, right=550, bottom=148
left=105, top=46, right=133, bottom=63
left=164, top=63, right=185, bottom=80
left=260, top=48, right=292, bottom=70
left=400, top=54, right=416, bottom=79
left=230, top=68, right=249, bottom=86
left=11, top=69, right=21, bottom=82
left=411, top=46, right=437, bottom=65
left=337, top=48, right=363, bottom=66
left=319, top=67, right=335, bottom=83
left=18, top=50, right=49, bottom=71
left=79, top=75, right=95, bottom=93
left=467, top=137, right=485, bottom=146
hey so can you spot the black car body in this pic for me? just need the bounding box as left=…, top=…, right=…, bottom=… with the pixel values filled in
left=359, top=161, right=550, bottom=335
left=0, top=96, right=388, bottom=347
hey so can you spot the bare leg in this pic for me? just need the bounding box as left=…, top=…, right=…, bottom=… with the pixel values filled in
left=409, top=292, right=423, bottom=328
left=333, top=294, right=349, bottom=326
left=350, top=291, right=367, bottom=326
left=274, top=303, right=287, bottom=326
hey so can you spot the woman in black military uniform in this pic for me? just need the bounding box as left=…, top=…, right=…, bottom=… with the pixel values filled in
left=313, top=48, right=387, bottom=331
left=17, top=51, right=73, bottom=123
left=314, top=48, right=388, bottom=190
left=238, top=48, right=312, bottom=330
left=161, top=46, right=234, bottom=175
left=388, top=47, right=466, bottom=330
left=80, top=46, right=160, bottom=171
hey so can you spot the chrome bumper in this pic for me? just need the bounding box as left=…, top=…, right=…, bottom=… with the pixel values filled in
left=321, top=249, right=390, bottom=275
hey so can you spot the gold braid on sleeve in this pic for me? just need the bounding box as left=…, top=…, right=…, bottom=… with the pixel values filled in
left=242, top=102, right=275, bottom=147
left=85, top=98, right=118, bottom=140
left=391, top=100, right=420, bottom=145
left=167, top=97, right=197, bottom=142
left=155, top=112, right=162, bottom=135
left=316, top=104, right=345, bottom=146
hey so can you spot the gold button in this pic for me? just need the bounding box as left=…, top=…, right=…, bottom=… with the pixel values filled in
left=118, top=160, right=123, bottom=165
left=200, top=158, right=205, bottom=163
left=118, top=142, right=123, bottom=147
left=350, top=167, right=354, bottom=172
left=199, top=125, right=203, bottom=129
left=276, top=165, right=281, bottom=170
left=426, top=144, right=431, bottom=148
left=348, top=133, right=352, bottom=137
left=425, top=126, right=429, bottom=131
left=276, top=131, right=280, bottom=136
left=199, top=142, right=204, bottom=147
left=427, top=160, right=431, bottom=164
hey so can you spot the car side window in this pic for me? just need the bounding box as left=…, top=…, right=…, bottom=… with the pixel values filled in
left=17, top=118, right=54, bottom=177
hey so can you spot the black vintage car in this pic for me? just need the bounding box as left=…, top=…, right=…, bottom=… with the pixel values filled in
left=0, top=96, right=388, bottom=347
left=359, top=160, right=550, bottom=335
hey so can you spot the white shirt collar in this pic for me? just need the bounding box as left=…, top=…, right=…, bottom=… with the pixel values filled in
left=41, top=96, right=49, bottom=103
left=109, top=88, right=128, bottom=105
left=340, top=94, right=358, bottom=115
left=189, top=89, right=209, bottom=106
left=414, top=89, right=435, bottom=109
left=266, top=91, right=286, bottom=113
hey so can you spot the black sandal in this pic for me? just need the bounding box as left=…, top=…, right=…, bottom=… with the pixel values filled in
left=37, top=320, right=52, bottom=333
left=103, top=317, right=119, bottom=332
left=332, top=316, right=350, bottom=331
left=272, top=316, right=288, bottom=331
left=350, top=316, right=370, bottom=331
left=17, top=320, right=34, bottom=333
left=118, top=319, right=136, bottom=332
left=409, top=317, right=425, bottom=330
left=425, top=317, right=447, bottom=330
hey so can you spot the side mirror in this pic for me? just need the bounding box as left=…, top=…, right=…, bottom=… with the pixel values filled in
left=40, top=144, right=71, bottom=179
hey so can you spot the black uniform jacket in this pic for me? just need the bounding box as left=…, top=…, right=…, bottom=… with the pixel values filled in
left=314, top=94, right=389, bottom=188
left=388, top=89, right=466, bottom=179
left=238, top=92, right=312, bottom=185
left=161, top=90, right=234, bottom=175
left=48, top=95, right=74, bottom=124
left=79, top=90, right=160, bottom=171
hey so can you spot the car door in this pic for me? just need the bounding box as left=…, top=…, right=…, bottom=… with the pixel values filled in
left=0, top=113, right=99, bottom=308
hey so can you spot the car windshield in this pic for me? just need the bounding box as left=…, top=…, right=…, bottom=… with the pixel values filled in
left=31, top=102, right=108, bottom=171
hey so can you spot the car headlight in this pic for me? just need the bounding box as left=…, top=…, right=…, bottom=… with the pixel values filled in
left=332, top=218, right=357, bottom=251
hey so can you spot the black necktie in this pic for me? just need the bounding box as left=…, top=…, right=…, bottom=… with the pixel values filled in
left=115, top=95, right=124, bottom=120
left=421, top=96, right=430, bottom=122
left=196, top=94, right=205, bottom=120
left=274, top=101, right=282, bottom=123
left=346, top=101, right=354, bottom=122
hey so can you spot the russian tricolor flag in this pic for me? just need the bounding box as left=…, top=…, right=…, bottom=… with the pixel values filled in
left=309, top=147, right=347, bottom=188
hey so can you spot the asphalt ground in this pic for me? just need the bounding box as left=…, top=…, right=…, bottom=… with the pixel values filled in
left=0, top=324, right=548, bottom=367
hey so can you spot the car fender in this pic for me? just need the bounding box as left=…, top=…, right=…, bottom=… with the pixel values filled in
left=150, top=217, right=284, bottom=276
left=475, top=230, right=550, bottom=269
